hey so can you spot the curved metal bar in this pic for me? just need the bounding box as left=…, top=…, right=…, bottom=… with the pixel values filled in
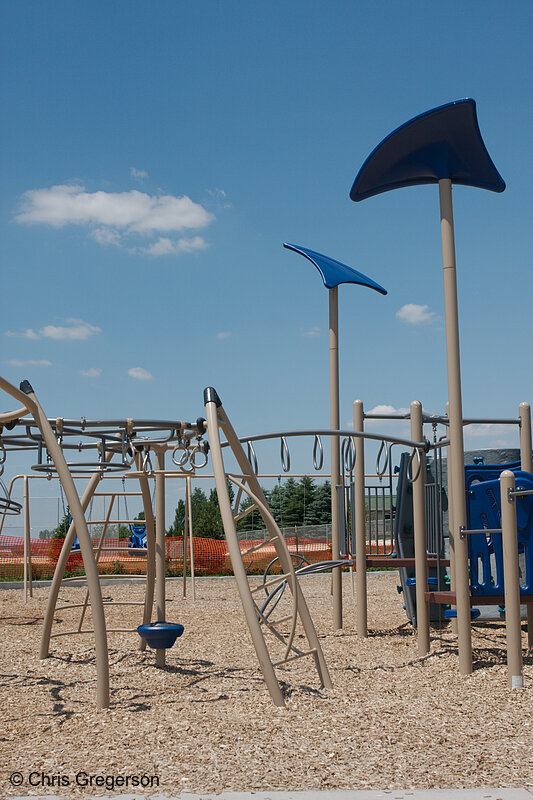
left=0, top=478, right=22, bottom=514
left=221, top=427, right=428, bottom=451
left=280, top=437, right=290, bottom=473
left=32, top=460, right=130, bottom=474
left=0, top=405, right=30, bottom=425
left=312, top=435, right=323, bottom=471
left=247, top=441, right=259, bottom=476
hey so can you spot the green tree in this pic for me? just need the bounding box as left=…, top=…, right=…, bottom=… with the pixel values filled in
left=51, top=510, right=70, bottom=539
left=306, top=481, right=331, bottom=525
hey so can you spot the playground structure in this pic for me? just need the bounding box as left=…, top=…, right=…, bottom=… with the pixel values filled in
left=1, top=98, right=531, bottom=707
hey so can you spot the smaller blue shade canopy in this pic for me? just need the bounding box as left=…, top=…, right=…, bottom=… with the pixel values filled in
left=283, top=242, right=387, bottom=294
left=350, top=99, right=505, bottom=202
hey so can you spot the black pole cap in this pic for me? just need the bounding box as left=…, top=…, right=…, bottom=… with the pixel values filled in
left=203, top=387, right=222, bottom=407
left=20, top=380, right=34, bottom=394
left=196, top=417, right=207, bottom=434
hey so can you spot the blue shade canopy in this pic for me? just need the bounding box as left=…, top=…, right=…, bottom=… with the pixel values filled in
left=350, top=99, right=505, bottom=202
left=283, top=242, right=387, bottom=294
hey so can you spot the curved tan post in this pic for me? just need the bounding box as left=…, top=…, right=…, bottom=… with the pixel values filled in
left=40, top=454, right=112, bottom=660
left=500, top=470, right=524, bottom=688
left=19, top=382, right=110, bottom=709
left=518, top=402, right=533, bottom=647
left=439, top=179, right=472, bottom=674
left=206, top=399, right=285, bottom=707
left=353, top=400, right=367, bottom=636
left=410, top=401, right=430, bottom=654
left=329, top=286, right=342, bottom=630
left=136, top=454, right=155, bottom=651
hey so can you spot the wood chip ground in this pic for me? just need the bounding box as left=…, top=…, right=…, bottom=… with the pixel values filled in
left=1, top=573, right=532, bottom=796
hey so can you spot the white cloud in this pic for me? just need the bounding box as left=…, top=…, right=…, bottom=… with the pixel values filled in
left=5, top=328, right=39, bottom=339
left=301, top=326, right=321, bottom=337
left=396, top=304, right=436, bottom=325
left=91, top=227, right=121, bottom=246
left=367, top=404, right=410, bottom=417
left=80, top=367, right=102, bottom=377
left=216, top=331, right=231, bottom=340
left=128, top=367, right=153, bottom=381
left=130, top=167, right=148, bottom=181
left=138, top=235, right=209, bottom=257
left=40, top=319, right=101, bottom=340
left=5, top=318, right=100, bottom=341
left=15, top=183, right=214, bottom=256
left=7, top=359, right=52, bottom=367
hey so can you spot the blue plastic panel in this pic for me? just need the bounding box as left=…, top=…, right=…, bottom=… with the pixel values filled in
left=465, top=471, right=533, bottom=596
left=465, top=461, right=521, bottom=491
left=350, top=99, right=505, bottom=202
left=283, top=242, right=387, bottom=293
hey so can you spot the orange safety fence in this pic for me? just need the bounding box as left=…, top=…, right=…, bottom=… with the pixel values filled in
left=0, top=534, right=394, bottom=582
left=0, top=534, right=336, bottom=581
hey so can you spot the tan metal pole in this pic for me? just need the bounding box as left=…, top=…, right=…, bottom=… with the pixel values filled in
left=137, top=456, right=156, bottom=651
left=410, top=401, right=430, bottom=654
left=186, top=475, right=196, bottom=601
left=183, top=477, right=189, bottom=597
left=500, top=470, right=524, bottom=688
left=329, top=286, right=342, bottom=630
left=438, top=178, right=472, bottom=674
left=518, top=401, right=533, bottom=648
left=353, top=400, right=367, bottom=636
left=23, top=475, right=32, bottom=602
left=155, top=447, right=166, bottom=668
left=519, top=402, right=532, bottom=472
left=445, top=401, right=457, bottom=634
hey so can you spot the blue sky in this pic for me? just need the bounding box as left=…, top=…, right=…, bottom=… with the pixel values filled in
left=1, top=1, right=532, bottom=530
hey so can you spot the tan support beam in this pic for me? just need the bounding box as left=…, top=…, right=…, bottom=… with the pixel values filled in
left=439, top=178, right=472, bottom=675
left=410, top=401, right=430, bottom=654
left=155, top=447, right=166, bottom=668
left=500, top=470, right=524, bottom=688
left=329, top=286, right=342, bottom=630
left=445, top=401, right=457, bottom=635
left=518, top=401, right=533, bottom=648
left=137, top=456, right=156, bottom=651
left=353, top=400, right=367, bottom=636
left=23, top=475, right=32, bottom=602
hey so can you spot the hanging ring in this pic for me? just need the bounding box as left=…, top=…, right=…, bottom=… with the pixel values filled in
left=407, top=448, right=423, bottom=483
left=142, top=451, right=154, bottom=476
left=312, top=435, right=323, bottom=471
left=122, top=435, right=136, bottom=468
left=342, top=437, right=356, bottom=473
left=376, top=440, right=389, bottom=478
left=171, top=446, right=190, bottom=468
left=190, top=446, right=208, bottom=470
left=280, top=437, right=290, bottom=473
left=247, top=441, right=258, bottom=475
